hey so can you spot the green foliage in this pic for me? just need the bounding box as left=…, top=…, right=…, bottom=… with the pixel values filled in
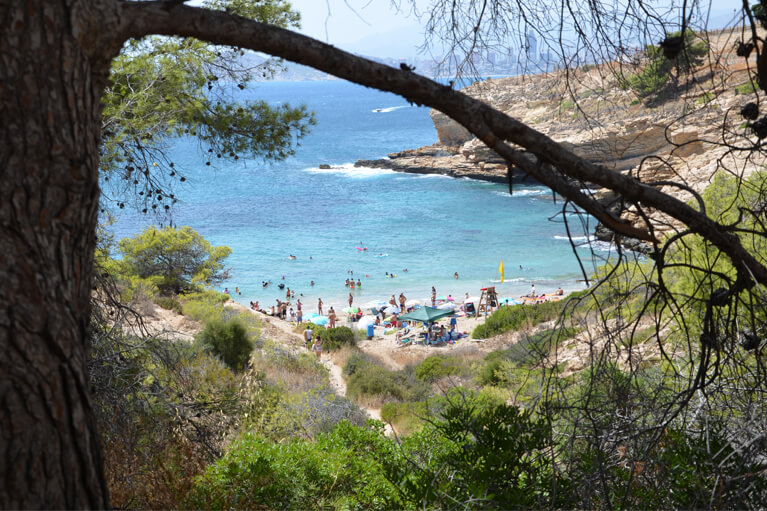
left=347, top=364, right=410, bottom=401
left=695, top=91, right=715, bottom=105
left=190, top=400, right=570, bottom=510
left=414, top=354, right=462, bottom=381
left=471, top=298, right=569, bottom=339
left=100, top=0, right=315, bottom=210
left=197, top=319, right=254, bottom=371
left=118, top=225, right=231, bottom=294
left=735, top=80, right=758, bottom=95
left=660, top=171, right=767, bottom=338
left=343, top=353, right=430, bottom=404
left=627, top=29, right=708, bottom=98
left=380, top=400, right=428, bottom=434
left=156, top=296, right=183, bottom=314
left=181, top=289, right=230, bottom=323
left=187, top=422, right=399, bottom=510
left=315, top=326, right=355, bottom=351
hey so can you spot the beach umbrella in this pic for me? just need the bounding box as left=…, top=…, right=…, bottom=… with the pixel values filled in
left=437, top=302, right=457, bottom=310
left=383, top=305, right=401, bottom=314
left=363, top=299, right=387, bottom=309
left=355, top=315, right=376, bottom=330
left=398, top=306, right=454, bottom=324
left=464, top=296, right=480, bottom=303
left=498, top=297, right=519, bottom=306
left=310, top=315, right=329, bottom=326
left=405, top=299, right=420, bottom=307
left=446, top=296, right=455, bottom=301
left=343, top=307, right=358, bottom=313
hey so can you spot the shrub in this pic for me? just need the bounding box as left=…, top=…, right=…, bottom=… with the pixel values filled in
left=735, top=80, right=758, bottom=95
left=197, top=319, right=253, bottom=371
left=316, top=326, right=355, bottom=351
left=187, top=425, right=400, bottom=510
left=380, top=400, right=428, bottom=434
left=627, top=29, right=708, bottom=98
left=414, top=355, right=461, bottom=382
left=181, top=289, right=229, bottom=323
left=156, top=296, right=182, bottom=314
left=346, top=364, right=408, bottom=401
left=343, top=351, right=370, bottom=377
left=471, top=299, right=565, bottom=339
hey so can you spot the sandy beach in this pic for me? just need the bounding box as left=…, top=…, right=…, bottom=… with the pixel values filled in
left=245, top=284, right=571, bottom=369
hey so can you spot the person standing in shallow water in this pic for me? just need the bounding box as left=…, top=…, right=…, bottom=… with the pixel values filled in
left=348, top=293, right=353, bottom=307
left=317, top=297, right=323, bottom=315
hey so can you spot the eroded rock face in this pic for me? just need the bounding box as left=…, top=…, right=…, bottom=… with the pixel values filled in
left=430, top=109, right=473, bottom=147
left=356, top=47, right=764, bottom=247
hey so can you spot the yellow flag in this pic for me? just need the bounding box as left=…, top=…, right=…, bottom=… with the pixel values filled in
left=498, top=259, right=504, bottom=283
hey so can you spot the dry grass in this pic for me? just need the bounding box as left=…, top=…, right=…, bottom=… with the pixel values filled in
left=250, top=342, right=328, bottom=393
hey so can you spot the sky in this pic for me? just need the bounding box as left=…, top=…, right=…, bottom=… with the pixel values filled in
left=286, top=0, right=742, bottom=58
left=287, top=0, right=427, bottom=57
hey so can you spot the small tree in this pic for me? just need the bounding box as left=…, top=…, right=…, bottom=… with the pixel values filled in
left=118, top=226, right=231, bottom=294
left=197, top=319, right=253, bottom=371
left=628, top=29, right=708, bottom=98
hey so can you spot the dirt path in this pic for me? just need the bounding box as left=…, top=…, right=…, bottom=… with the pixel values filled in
left=243, top=306, right=392, bottom=432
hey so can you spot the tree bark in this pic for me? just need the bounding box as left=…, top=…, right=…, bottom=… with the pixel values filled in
left=0, top=0, right=120, bottom=507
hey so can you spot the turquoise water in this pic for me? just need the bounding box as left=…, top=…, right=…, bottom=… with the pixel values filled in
left=110, top=80, right=604, bottom=312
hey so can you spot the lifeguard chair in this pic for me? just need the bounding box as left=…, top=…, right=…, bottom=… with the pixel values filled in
left=476, top=286, right=498, bottom=317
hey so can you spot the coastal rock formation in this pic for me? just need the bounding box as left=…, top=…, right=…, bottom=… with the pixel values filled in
left=356, top=33, right=762, bottom=244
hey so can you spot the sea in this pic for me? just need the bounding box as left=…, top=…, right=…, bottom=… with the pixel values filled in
left=109, top=79, right=612, bottom=312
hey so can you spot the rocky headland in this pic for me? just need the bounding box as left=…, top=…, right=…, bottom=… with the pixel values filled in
left=355, top=30, right=763, bottom=245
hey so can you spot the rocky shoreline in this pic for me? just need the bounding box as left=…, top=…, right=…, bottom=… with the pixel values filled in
left=355, top=144, right=513, bottom=184
left=353, top=47, right=761, bottom=251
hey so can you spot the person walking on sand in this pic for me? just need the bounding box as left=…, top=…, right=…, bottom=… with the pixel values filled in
left=431, top=287, right=437, bottom=307
left=399, top=292, right=406, bottom=310
left=318, top=297, right=323, bottom=315
left=304, top=325, right=313, bottom=348
left=312, top=337, right=323, bottom=360
left=348, top=293, right=354, bottom=307
left=328, top=307, right=336, bottom=328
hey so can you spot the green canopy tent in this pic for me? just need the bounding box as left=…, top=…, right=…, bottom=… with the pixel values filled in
left=398, top=306, right=454, bottom=325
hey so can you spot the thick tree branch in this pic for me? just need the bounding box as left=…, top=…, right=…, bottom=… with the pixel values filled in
left=116, top=1, right=767, bottom=289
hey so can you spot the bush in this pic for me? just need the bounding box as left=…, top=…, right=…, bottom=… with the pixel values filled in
left=343, top=351, right=370, bottom=378
left=197, top=319, right=253, bottom=371
left=347, top=364, right=408, bottom=401
left=316, top=326, right=355, bottom=351
left=181, top=289, right=229, bottom=323
left=472, top=299, right=565, bottom=339
left=187, top=424, right=400, bottom=510
left=414, top=355, right=461, bottom=382
left=156, top=296, right=182, bottom=314
left=735, top=80, right=758, bottom=95
left=627, top=29, right=708, bottom=98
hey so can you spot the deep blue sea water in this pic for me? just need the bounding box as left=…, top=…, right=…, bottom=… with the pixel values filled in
left=110, top=80, right=607, bottom=312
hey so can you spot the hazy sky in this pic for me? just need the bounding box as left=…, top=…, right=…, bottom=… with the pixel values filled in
left=287, top=0, right=742, bottom=57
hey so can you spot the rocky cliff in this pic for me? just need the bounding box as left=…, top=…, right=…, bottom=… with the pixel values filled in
left=355, top=32, right=764, bottom=243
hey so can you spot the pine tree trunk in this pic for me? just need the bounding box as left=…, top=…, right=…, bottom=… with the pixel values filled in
left=0, top=1, right=118, bottom=507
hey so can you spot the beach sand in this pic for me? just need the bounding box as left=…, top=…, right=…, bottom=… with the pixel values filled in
left=242, top=288, right=570, bottom=371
